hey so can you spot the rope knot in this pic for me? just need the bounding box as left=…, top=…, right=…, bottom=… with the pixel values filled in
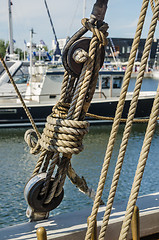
left=81, top=18, right=109, bottom=45
left=73, top=48, right=89, bottom=63
left=40, top=115, right=89, bottom=155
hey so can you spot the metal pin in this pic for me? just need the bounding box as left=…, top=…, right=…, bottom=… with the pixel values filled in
left=131, top=205, right=140, bottom=240
left=36, top=227, right=47, bottom=240
left=87, top=216, right=97, bottom=240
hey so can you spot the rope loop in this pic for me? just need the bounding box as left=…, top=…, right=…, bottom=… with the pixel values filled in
left=24, top=129, right=41, bottom=155
left=81, top=18, right=109, bottom=46
left=40, top=115, right=89, bottom=155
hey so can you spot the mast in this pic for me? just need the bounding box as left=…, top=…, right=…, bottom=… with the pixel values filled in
left=8, top=0, right=14, bottom=54
left=44, top=0, right=61, bottom=58
left=83, top=0, right=86, bottom=18
left=30, top=29, right=34, bottom=84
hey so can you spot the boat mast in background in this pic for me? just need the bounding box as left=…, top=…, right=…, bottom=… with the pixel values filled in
left=8, top=0, right=14, bottom=55
left=83, top=0, right=86, bottom=18
left=44, top=0, right=61, bottom=62
left=29, top=29, right=34, bottom=84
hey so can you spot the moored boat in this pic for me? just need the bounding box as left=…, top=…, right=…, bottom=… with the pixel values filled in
left=0, top=68, right=156, bottom=127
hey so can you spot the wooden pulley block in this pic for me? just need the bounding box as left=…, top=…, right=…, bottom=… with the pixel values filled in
left=67, top=37, right=105, bottom=76
left=24, top=173, right=64, bottom=212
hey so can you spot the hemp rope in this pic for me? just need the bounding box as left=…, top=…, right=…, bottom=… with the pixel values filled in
left=85, top=0, right=150, bottom=239
left=41, top=20, right=108, bottom=204
left=24, top=19, right=108, bottom=205
left=86, top=112, right=159, bottom=123
left=119, top=84, right=159, bottom=240
left=150, top=0, right=159, bottom=20
left=0, top=23, right=106, bottom=205
left=118, top=4, right=159, bottom=240
left=98, top=1, right=159, bottom=239
left=0, top=57, right=41, bottom=140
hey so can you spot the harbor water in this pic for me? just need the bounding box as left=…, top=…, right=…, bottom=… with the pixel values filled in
left=0, top=77, right=159, bottom=229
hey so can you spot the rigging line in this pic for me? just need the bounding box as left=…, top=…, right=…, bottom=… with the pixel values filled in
left=85, top=0, right=150, bottom=239
left=44, top=0, right=57, bottom=43
left=67, top=0, right=81, bottom=37
left=118, top=3, right=159, bottom=239
left=0, top=57, right=41, bottom=139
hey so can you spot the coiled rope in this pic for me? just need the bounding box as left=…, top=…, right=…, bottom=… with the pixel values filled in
left=85, top=0, right=159, bottom=239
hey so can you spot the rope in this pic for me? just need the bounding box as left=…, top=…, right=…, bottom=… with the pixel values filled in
left=86, top=112, right=159, bottom=123
left=119, top=80, right=159, bottom=238
left=85, top=0, right=150, bottom=239
left=150, top=0, right=159, bottom=20
left=0, top=57, right=41, bottom=140
left=73, top=48, right=88, bottom=63
left=118, top=3, right=159, bottom=239
left=24, top=19, right=108, bottom=205
left=119, top=85, right=159, bottom=239
left=98, top=1, right=159, bottom=239
left=41, top=20, right=108, bottom=204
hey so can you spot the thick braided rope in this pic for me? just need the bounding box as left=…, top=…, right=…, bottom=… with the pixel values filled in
left=42, top=33, right=96, bottom=200
left=28, top=72, right=71, bottom=176
left=40, top=118, right=89, bottom=154
left=85, top=1, right=149, bottom=239
left=45, top=22, right=108, bottom=201
left=81, top=45, right=102, bottom=119
left=119, top=79, right=159, bottom=240
left=86, top=112, right=159, bottom=123
left=67, top=62, right=88, bottom=119
left=40, top=152, right=59, bottom=198
left=74, top=20, right=108, bottom=119
left=32, top=149, right=48, bottom=177
left=44, top=155, right=70, bottom=204
left=39, top=117, right=89, bottom=202
left=73, top=36, right=99, bottom=120
left=41, top=151, right=54, bottom=173
left=44, top=154, right=71, bottom=203
left=67, top=20, right=108, bottom=120
left=98, top=2, right=159, bottom=239
left=150, top=0, right=159, bottom=19
left=59, top=71, right=70, bottom=102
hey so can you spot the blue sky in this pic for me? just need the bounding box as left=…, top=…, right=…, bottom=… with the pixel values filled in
left=1, top=0, right=159, bottom=50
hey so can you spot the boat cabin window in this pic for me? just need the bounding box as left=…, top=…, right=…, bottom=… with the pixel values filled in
left=96, top=76, right=123, bottom=89
left=102, top=77, right=110, bottom=89
left=113, top=77, right=123, bottom=89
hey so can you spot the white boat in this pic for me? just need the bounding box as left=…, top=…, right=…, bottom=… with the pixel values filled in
left=152, top=69, right=159, bottom=79
left=0, top=66, right=156, bottom=128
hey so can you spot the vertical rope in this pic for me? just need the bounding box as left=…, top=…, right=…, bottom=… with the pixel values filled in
left=119, top=76, right=159, bottom=240
left=73, top=36, right=98, bottom=120
left=85, top=1, right=149, bottom=239
left=98, top=0, right=159, bottom=238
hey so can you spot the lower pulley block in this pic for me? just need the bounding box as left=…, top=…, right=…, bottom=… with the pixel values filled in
left=24, top=173, right=64, bottom=213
